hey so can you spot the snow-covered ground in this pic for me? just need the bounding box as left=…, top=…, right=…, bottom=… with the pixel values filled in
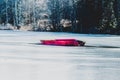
left=0, top=30, right=120, bottom=80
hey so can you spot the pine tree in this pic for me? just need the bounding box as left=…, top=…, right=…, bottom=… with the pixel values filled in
left=99, top=0, right=117, bottom=33
left=115, top=0, right=120, bottom=34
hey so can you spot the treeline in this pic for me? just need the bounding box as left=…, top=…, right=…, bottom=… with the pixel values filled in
left=49, top=0, right=120, bottom=34
left=0, top=0, right=120, bottom=34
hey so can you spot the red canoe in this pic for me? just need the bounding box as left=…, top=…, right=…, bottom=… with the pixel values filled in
left=40, top=39, right=85, bottom=46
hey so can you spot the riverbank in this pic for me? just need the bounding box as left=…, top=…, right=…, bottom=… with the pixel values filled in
left=0, top=24, right=120, bottom=35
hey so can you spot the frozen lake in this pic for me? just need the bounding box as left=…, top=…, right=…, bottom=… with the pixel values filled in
left=0, top=30, right=120, bottom=80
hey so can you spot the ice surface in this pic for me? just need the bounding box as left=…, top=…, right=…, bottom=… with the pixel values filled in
left=0, top=30, right=120, bottom=80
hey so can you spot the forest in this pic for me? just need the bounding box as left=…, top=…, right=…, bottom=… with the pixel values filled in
left=0, top=0, right=120, bottom=34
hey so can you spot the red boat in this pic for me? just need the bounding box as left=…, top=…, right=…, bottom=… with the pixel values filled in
left=40, top=39, right=85, bottom=46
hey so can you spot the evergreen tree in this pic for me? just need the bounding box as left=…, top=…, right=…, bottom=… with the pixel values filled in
left=98, top=0, right=117, bottom=33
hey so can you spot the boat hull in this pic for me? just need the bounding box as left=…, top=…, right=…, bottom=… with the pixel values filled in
left=40, top=39, right=85, bottom=46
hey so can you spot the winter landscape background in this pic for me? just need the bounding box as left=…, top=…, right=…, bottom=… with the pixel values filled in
left=0, top=0, right=120, bottom=34
left=0, top=0, right=120, bottom=80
